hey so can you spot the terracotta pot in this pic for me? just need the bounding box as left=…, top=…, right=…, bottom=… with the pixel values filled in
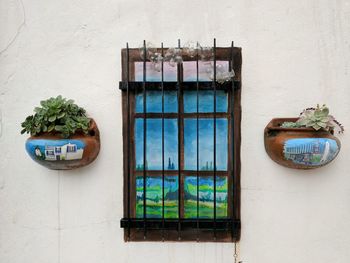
left=25, top=119, right=100, bottom=170
left=264, top=118, right=341, bottom=169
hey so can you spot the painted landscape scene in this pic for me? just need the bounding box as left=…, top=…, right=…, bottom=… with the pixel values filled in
left=136, top=176, right=228, bottom=218
left=184, top=176, right=228, bottom=218
left=136, top=176, right=179, bottom=218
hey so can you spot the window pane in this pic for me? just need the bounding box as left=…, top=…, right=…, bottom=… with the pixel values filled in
left=136, top=176, right=179, bottom=218
left=183, top=61, right=229, bottom=81
left=135, top=62, right=177, bottom=81
left=184, top=176, right=228, bottom=218
left=184, top=118, right=228, bottom=171
left=135, top=118, right=178, bottom=170
left=135, top=91, right=178, bottom=113
left=183, top=90, right=228, bottom=113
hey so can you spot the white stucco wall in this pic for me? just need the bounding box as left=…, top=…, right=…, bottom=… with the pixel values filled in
left=1, top=0, right=350, bottom=262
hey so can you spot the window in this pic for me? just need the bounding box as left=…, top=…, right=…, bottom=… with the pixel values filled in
left=67, top=145, right=76, bottom=153
left=46, top=150, right=55, bottom=156
left=120, top=41, right=241, bottom=242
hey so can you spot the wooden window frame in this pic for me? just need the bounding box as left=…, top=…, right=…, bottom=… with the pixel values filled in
left=120, top=44, right=242, bottom=242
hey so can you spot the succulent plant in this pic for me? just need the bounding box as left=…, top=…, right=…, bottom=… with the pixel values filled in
left=21, top=96, right=90, bottom=138
left=281, top=104, right=344, bottom=133
left=280, top=121, right=300, bottom=128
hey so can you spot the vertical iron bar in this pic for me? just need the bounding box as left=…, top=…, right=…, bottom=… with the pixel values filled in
left=161, top=43, right=165, bottom=240
left=126, top=43, right=131, bottom=240
left=177, top=39, right=181, bottom=240
left=196, top=42, right=200, bottom=240
left=230, top=41, right=235, bottom=240
left=213, top=38, right=217, bottom=239
left=143, top=40, right=147, bottom=239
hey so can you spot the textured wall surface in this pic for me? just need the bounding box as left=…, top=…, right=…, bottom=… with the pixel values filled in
left=1, top=0, right=350, bottom=262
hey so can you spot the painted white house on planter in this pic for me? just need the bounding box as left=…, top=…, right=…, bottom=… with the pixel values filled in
left=44, top=143, right=84, bottom=161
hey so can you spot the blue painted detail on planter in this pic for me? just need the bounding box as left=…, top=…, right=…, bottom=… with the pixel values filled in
left=283, top=138, right=339, bottom=166
left=26, top=139, right=86, bottom=162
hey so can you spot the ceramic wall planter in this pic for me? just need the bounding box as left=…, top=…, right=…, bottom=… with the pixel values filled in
left=25, top=119, right=100, bottom=170
left=264, top=118, right=341, bottom=169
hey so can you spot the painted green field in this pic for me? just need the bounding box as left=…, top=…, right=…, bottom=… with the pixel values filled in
left=136, top=176, right=178, bottom=218
left=184, top=200, right=227, bottom=218
left=136, top=200, right=178, bottom=218
left=183, top=176, right=228, bottom=218
left=135, top=176, right=228, bottom=218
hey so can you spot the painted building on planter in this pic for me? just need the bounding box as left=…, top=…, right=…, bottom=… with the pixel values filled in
left=283, top=138, right=339, bottom=166
left=45, top=143, right=84, bottom=161
left=26, top=139, right=86, bottom=162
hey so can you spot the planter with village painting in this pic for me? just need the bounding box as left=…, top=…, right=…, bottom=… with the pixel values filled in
left=264, top=105, right=344, bottom=169
left=264, top=117, right=341, bottom=169
left=25, top=119, right=100, bottom=170
left=21, top=96, right=100, bottom=170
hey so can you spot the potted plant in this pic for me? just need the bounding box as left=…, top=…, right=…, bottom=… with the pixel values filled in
left=21, top=96, right=100, bottom=170
left=264, top=104, right=343, bottom=169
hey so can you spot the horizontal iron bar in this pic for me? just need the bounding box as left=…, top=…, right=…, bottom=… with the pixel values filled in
left=119, top=81, right=240, bottom=91
left=120, top=218, right=241, bottom=231
left=133, top=170, right=228, bottom=176
left=134, top=113, right=230, bottom=119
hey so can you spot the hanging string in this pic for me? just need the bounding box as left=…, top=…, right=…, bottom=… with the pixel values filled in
left=234, top=242, right=240, bottom=263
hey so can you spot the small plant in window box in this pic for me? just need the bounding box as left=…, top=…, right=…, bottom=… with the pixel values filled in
left=21, top=96, right=100, bottom=170
left=264, top=104, right=343, bottom=169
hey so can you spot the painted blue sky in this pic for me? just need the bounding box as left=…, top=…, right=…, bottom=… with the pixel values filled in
left=135, top=118, right=178, bottom=170
left=135, top=90, right=227, bottom=113
left=135, top=91, right=178, bottom=113
left=135, top=118, right=228, bottom=171
left=184, top=118, right=228, bottom=171
left=183, top=90, right=227, bottom=113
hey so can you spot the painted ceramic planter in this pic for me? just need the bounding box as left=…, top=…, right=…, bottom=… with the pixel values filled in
left=25, top=119, right=100, bottom=170
left=264, top=118, right=341, bottom=169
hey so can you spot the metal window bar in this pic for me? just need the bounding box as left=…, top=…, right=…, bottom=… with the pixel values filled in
left=230, top=41, right=236, bottom=240
left=142, top=40, right=147, bottom=239
left=161, top=42, right=165, bottom=240
left=121, top=218, right=236, bottom=230
left=213, top=38, right=217, bottom=239
left=126, top=43, right=131, bottom=240
left=176, top=39, right=182, bottom=240
left=119, top=81, right=237, bottom=91
left=196, top=43, right=200, bottom=240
